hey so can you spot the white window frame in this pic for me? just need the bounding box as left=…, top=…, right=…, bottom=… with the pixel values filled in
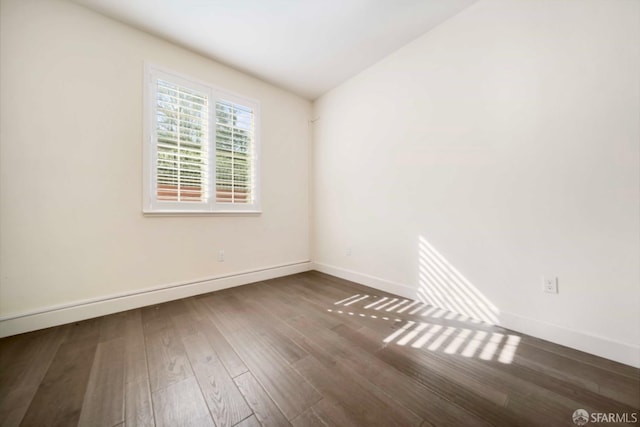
left=143, top=63, right=261, bottom=214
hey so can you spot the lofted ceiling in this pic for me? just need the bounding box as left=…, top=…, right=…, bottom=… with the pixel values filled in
left=70, top=0, right=477, bottom=100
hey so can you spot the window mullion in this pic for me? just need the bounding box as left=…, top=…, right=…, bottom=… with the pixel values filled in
left=177, top=85, right=182, bottom=202
left=209, top=90, right=216, bottom=211
left=231, top=109, right=235, bottom=204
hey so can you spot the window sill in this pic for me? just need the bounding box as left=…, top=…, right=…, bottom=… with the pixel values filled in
left=143, top=210, right=262, bottom=217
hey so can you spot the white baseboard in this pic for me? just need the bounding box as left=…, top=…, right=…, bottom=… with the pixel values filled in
left=312, top=262, right=640, bottom=368
left=0, top=261, right=311, bottom=338
left=497, top=311, right=640, bottom=369
left=313, top=262, right=418, bottom=299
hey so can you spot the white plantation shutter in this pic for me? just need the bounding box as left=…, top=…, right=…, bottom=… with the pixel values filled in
left=144, top=64, right=260, bottom=213
left=215, top=100, right=255, bottom=204
left=155, top=79, right=209, bottom=203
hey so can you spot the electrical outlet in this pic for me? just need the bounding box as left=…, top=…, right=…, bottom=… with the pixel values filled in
left=543, top=276, right=558, bottom=294
left=218, top=250, right=225, bottom=262
left=346, top=246, right=352, bottom=256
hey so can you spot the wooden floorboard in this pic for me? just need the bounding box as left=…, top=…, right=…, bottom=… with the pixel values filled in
left=123, top=309, right=155, bottom=427
left=19, top=319, right=101, bottom=426
left=234, top=414, right=262, bottom=427
left=0, top=326, right=68, bottom=426
left=1, top=271, right=638, bottom=426
left=202, top=293, right=322, bottom=420
left=291, top=398, right=359, bottom=427
left=189, top=298, right=250, bottom=379
left=234, top=372, right=291, bottom=427
left=144, top=326, right=194, bottom=393
left=151, top=376, right=214, bottom=427
left=77, top=337, right=126, bottom=427
left=181, top=331, right=252, bottom=427
left=292, top=354, right=422, bottom=427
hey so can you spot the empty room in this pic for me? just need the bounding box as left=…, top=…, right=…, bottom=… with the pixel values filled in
left=1, top=0, right=638, bottom=426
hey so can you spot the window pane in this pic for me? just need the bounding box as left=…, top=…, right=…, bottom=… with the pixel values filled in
left=156, top=79, right=208, bottom=203
left=215, top=100, right=254, bottom=204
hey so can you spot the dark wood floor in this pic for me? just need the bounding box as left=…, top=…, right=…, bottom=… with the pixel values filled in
left=1, top=272, right=638, bottom=427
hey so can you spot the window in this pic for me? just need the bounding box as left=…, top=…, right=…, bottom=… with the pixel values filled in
left=143, top=64, right=260, bottom=213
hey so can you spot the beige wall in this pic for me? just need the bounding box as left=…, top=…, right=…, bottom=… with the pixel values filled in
left=312, top=0, right=640, bottom=366
left=0, top=0, right=311, bottom=317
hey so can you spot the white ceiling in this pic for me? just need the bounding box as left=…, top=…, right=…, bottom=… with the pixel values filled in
left=71, top=0, right=477, bottom=100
